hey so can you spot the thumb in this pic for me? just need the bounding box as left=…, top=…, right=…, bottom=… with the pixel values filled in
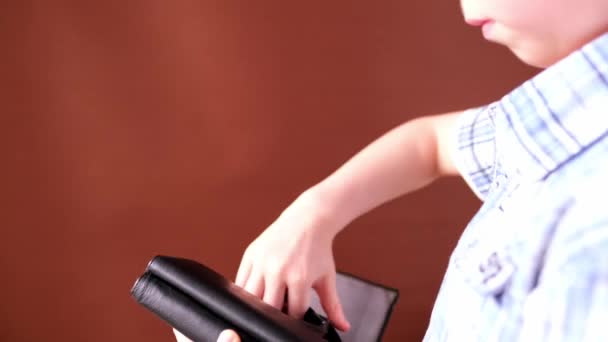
left=173, top=329, right=193, bottom=342
left=218, top=329, right=241, bottom=342
left=314, top=273, right=350, bottom=332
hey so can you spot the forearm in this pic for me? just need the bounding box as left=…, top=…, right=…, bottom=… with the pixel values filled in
left=308, top=111, right=463, bottom=235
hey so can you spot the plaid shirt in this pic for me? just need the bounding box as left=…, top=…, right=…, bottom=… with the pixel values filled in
left=424, top=33, right=608, bottom=341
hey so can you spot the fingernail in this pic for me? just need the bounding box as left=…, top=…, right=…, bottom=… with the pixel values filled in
left=339, top=307, right=350, bottom=330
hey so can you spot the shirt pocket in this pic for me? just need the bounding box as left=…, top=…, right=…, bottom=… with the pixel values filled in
left=456, top=247, right=515, bottom=299
left=454, top=203, right=517, bottom=291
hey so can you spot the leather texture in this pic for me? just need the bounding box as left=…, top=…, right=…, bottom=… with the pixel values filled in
left=131, top=256, right=339, bottom=342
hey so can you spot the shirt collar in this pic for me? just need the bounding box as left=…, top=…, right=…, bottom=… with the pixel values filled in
left=494, top=32, right=608, bottom=182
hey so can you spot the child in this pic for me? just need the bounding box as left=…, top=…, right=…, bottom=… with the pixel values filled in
left=176, top=0, right=608, bottom=340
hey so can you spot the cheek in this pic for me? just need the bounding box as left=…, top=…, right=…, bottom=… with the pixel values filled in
left=496, top=0, right=578, bottom=40
left=494, top=1, right=546, bottom=33
left=492, top=22, right=562, bottom=67
left=490, top=0, right=565, bottom=63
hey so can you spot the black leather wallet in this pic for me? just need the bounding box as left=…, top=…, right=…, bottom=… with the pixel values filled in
left=131, top=256, right=341, bottom=342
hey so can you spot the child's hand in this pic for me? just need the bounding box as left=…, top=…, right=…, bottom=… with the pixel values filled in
left=235, top=190, right=351, bottom=332
left=172, top=329, right=192, bottom=342
left=173, top=329, right=240, bottom=342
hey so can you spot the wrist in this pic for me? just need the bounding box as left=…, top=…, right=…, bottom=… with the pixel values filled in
left=303, top=183, right=354, bottom=239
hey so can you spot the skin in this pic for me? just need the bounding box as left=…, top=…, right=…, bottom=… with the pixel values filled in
left=174, top=0, right=608, bottom=341
left=461, top=0, right=608, bottom=67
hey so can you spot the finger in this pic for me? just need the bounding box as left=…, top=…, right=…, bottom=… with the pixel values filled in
left=235, top=258, right=252, bottom=288
left=263, top=276, right=286, bottom=310
left=243, top=269, right=265, bottom=299
left=314, top=273, right=350, bottom=332
left=173, top=329, right=193, bottom=342
left=218, top=329, right=241, bottom=342
left=286, top=280, right=311, bottom=319
left=235, top=249, right=253, bottom=287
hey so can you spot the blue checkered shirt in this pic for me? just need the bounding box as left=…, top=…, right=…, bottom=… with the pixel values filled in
left=424, top=33, right=608, bottom=341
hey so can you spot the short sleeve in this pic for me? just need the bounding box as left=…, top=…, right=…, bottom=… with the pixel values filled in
left=451, top=104, right=500, bottom=200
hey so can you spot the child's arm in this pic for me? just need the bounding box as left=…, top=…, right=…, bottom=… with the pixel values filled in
left=231, top=111, right=464, bottom=334
left=311, top=111, right=462, bottom=236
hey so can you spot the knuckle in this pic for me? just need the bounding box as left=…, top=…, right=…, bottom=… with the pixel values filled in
left=266, top=265, right=283, bottom=279
left=287, top=271, right=308, bottom=288
left=269, top=260, right=290, bottom=278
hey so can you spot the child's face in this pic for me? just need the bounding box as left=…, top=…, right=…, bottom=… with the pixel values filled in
left=461, top=0, right=608, bottom=67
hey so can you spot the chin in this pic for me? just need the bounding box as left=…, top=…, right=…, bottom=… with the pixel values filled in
left=509, top=46, right=558, bottom=69
left=512, top=52, right=550, bottom=68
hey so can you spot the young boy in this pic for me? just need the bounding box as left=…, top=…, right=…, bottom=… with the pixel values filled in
left=176, top=0, right=608, bottom=340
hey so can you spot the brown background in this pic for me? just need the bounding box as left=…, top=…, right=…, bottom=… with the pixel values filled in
left=0, top=1, right=536, bottom=341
